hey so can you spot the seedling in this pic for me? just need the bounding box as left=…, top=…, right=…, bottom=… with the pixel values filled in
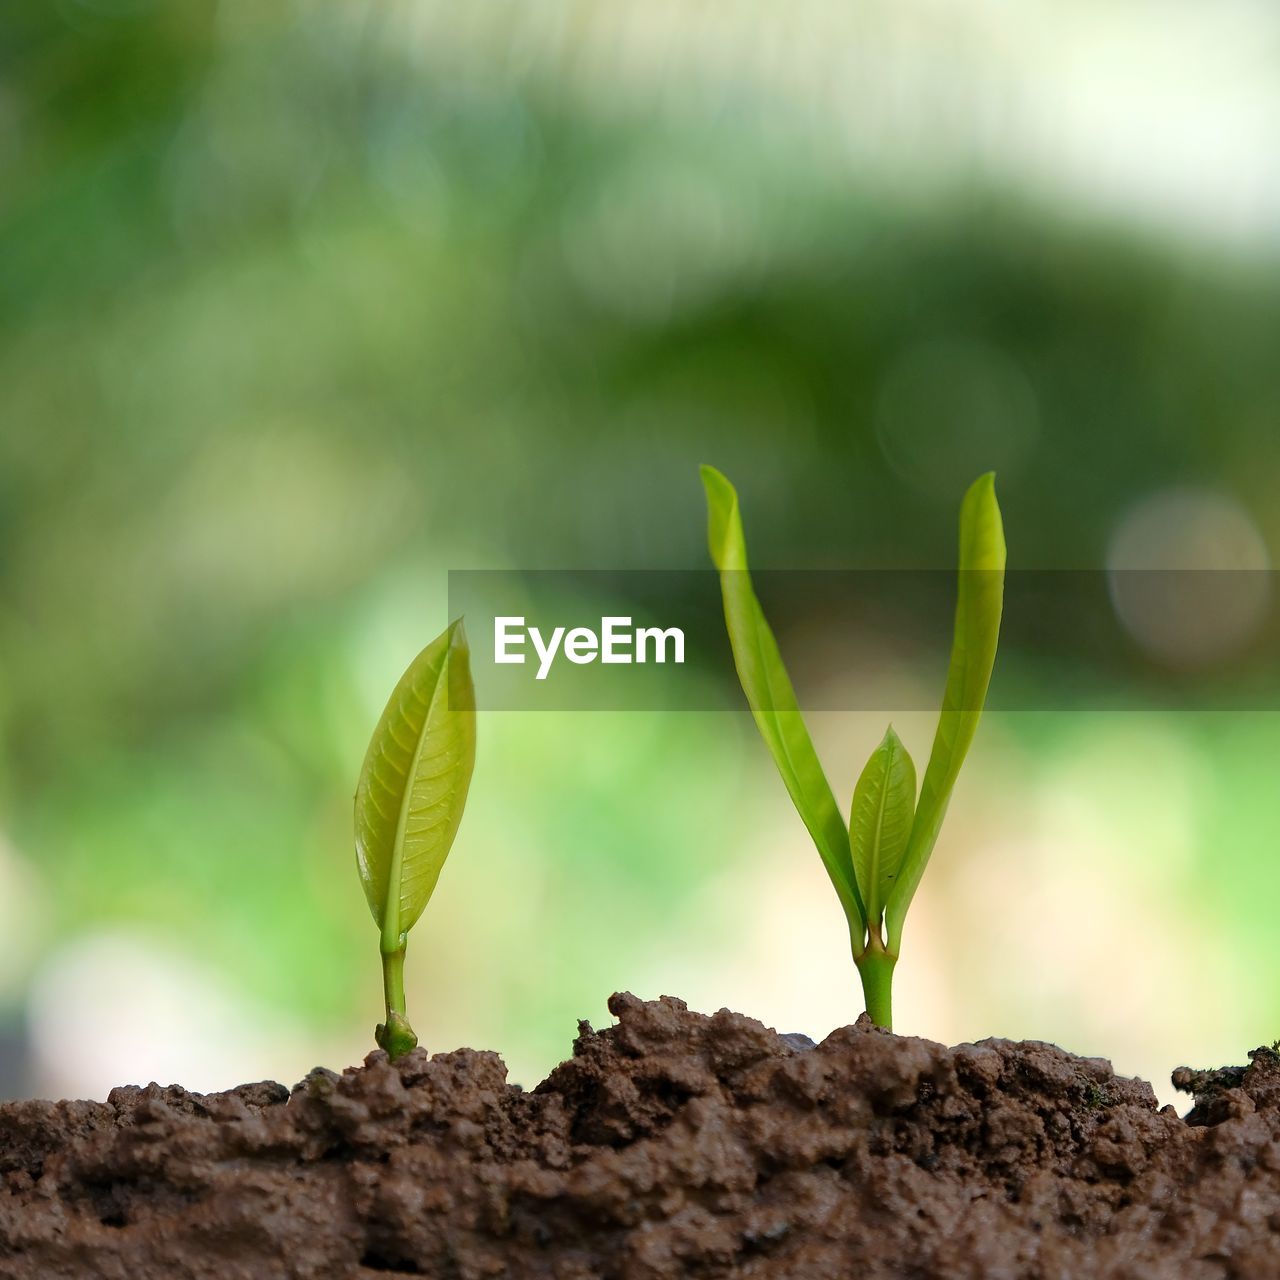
left=701, top=466, right=1005, bottom=1029
left=354, top=620, right=476, bottom=1060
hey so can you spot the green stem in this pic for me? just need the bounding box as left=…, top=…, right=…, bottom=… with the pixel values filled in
left=855, top=935, right=897, bottom=1030
left=382, top=942, right=407, bottom=1015
left=376, top=939, right=418, bottom=1060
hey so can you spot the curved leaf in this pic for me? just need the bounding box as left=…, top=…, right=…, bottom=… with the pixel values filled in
left=884, top=473, right=1005, bottom=952
left=701, top=465, right=867, bottom=932
left=355, top=620, right=476, bottom=950
left=850, top=725, right=916, bottom=924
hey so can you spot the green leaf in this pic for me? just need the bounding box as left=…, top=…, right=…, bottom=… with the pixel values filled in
left=850, top=726, right=916, bottom=924
left=354, top=620, right=477, bottom=950
left=884, top=472, right=1005, bottom=952
left=701, top=465, right=867, bottom=932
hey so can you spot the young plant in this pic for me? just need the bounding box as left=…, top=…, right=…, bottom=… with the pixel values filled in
left=354, top=620, right=476, bottom=1060
left=701, top=466, right=1005, bottom=1029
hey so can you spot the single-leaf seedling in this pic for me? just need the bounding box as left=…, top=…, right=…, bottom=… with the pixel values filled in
left=354, top=620, right=476, bottom=1060
left=701, top=466, right=1005, bottom=1029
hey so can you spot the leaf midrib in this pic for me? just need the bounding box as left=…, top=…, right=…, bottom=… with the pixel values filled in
left=865, top=747, right=893, bottom=919
left=383, top=649, right=450, bottom=949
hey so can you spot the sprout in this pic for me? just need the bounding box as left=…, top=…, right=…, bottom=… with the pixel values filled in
left=354, top=620, right=476, bottom=1059
left=701, top=467, right=1005, bottom=1029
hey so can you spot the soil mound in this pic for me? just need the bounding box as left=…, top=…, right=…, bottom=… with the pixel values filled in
left=2, top=993, right=1278, bottom=1278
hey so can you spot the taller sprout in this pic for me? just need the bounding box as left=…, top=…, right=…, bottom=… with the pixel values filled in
left=702, top=467, right=1005, bottom=1029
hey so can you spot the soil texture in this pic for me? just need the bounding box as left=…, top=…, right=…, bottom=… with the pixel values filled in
left=2, top=993, right=1279, bottom=1278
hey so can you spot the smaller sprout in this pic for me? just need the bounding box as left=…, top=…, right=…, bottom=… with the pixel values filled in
left=701, top=466, right=1005, bottom=1030
left=354, top=620, right=476, bottom=1060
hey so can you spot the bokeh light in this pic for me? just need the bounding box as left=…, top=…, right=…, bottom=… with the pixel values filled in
left=1107, top=488, right=1271, bottom=668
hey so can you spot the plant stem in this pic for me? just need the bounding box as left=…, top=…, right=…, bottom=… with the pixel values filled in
left=855, top=929, right=897, bottom=1030
left=376, top=938, right=418, bottom=1060
left=382, top=941, right=407, bottom=1015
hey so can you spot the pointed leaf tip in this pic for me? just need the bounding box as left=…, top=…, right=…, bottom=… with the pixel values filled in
left=849, top=725, right=917, bottom=925
left=960, top=472, right=1006, bottom=572
left=700, top=465, right=741, bottom=571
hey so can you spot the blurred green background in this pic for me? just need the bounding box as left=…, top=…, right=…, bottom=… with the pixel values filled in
left=2, top=0, right=1279, bottom=1105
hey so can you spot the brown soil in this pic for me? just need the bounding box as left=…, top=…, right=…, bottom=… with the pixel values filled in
left=1, top=993, right=1278, bottom=1279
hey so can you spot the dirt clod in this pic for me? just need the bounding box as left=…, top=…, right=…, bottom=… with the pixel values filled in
left=1, top=994, right=1278, bottom=1278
